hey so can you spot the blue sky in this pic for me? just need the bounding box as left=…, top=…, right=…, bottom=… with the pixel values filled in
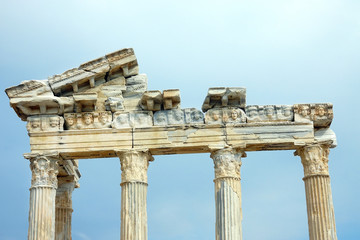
left=0, top=0, right=359, bottom=239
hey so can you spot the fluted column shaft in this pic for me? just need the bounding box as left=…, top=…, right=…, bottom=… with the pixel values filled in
left=55, top=178, right=75, bottom=240
left=295, top=144, right=337, bottom=240
left=211, top=148, right=245, bottom=240
left=117, top=150, right=153, bottom=240
left=24, top=153, right=59, bottom=240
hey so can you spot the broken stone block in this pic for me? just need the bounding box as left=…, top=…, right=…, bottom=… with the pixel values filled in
left=163, top=89, right=181, bottom=110
left=125, top=74, right=148, bottom=95
left=202, top=87, right=246, bottom=112
left=105, top=97, right=124, bottom=112
left=140, top=91, right=162, bottom=111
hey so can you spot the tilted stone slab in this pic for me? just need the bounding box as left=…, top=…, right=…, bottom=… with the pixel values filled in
left=48, top=48, right=138, bottom=96
left=5, top=79, right=53, bottom=98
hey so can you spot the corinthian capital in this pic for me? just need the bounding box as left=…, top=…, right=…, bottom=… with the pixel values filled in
left=211, top=148, right=246, bottom=180
left=24, top=152, right=60, bottom=189
left=295, top=144, right=330, bottom=177
left=116, top=149, right=154, bottom=184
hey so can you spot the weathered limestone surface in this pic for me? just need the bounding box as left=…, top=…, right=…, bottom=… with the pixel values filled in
left=205, top=108, right=246, bottom=124
left=56, top=177, right=75, bottom=240
left=117, top=150, right=153, bottom=240
left=5, top=79, right=53, bottom=98
left=154, top=108, right=204, bottom=126
left=10, top=96, right=74, bottom=121
left=211, top=148, right=245, bottom=240
left=246, top=105, right=293, bottom=122
left=24, top=152, right=60, bottom=240
left=64, top=111, right=112, bottom=130
left=48, top=48, right=138, bottom=96
left=295, top=144, right=337, bottom=240
left=112, top=111, right=153, bottom=129
left=202, top=87, right=246, bottom=112
left=294, top=103, right=333, bottom=127
left=27, top=115, right=64, bottom=133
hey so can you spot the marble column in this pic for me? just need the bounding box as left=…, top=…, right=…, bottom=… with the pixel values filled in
left=24, top=153, right=59, bottom=240
left=117, top=149, right=154, bottom=240
left=295, top=144, right=337, bottom=240
left=211, top=148, right=245, bottom=240
left=55, top=177, right=76, bottom=240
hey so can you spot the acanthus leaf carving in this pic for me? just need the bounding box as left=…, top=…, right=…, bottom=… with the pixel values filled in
left=211, top=148, right=245, bottom=179
left=295, top=144, right=330, bottom=177
left=117, top=150, right=154, bottom=183
left=24, top=153, right=60, bottom=189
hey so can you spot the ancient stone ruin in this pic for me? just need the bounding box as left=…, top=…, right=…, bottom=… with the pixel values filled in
left=5, top=48, right=338, bottom=240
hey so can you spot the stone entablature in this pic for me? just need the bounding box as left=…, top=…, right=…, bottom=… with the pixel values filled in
left=5, top=48, right=338, bottom=240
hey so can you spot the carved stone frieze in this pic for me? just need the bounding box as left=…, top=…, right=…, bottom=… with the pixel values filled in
left=117, top=150, right=154, bottom=183
left=295, top=144, right=330, bottom=177
left=112, top=111, right=153, bottom=129
left=10, top=96, right=74, bottom=121
left=27, top=115, right=64, bottom=133
left=246, top=105, right=294, bottom=122
left=205, top=108, right=246, bottom=124
left=211, top=148, right=246, bottom=179
left=294, top=103, right=333, bottom=127
left=202, top=87, right=246, bottom=112
left=184, top=108, right=204, bottom=124
left=154, top=108, right=204, bottom=126
left=64, top=111, right=112, bottom=130
left=24, top=153, right=60, bottom=189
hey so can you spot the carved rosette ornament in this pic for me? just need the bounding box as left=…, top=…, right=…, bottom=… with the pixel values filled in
left=25, top=153, right=60, bottom=189
left=295, top=144, right=330, bottom=178
left=117, top=150, right=154, bottom=184
left=211, top=148, right=245, bottom=180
